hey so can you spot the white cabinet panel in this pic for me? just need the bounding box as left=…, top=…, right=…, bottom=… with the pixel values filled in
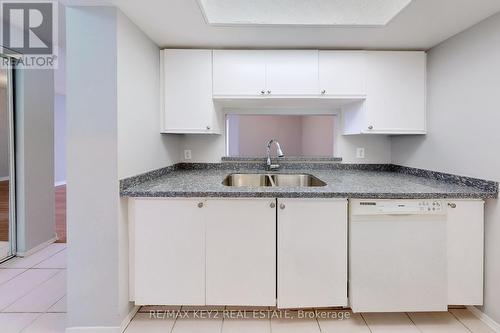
left=364, top=51, right=426, bottom=134
left=277, top=198, right=348, bottom=308
left=265, top=50, right=319, bottom=95
left=447, top=200, right=484, bottom=305
left=319, top=51, right=366, bottom=96
left=162, top=49, right=219, bottom=134
left=133, top=198, right=205, bottom=305
left=205, top=199, right=276, bottom=306
left=213, top=50, right=267, bottom=96
left=214, top=50, right=318, bottom=96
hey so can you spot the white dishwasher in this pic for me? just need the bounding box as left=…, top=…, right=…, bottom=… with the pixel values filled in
left=349, top=199, right=448, bottom=313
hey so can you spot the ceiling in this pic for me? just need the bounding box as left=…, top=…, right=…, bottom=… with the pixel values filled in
left=197, top=0, right=412, bottom=26
left=98, top=0, right=500, bottom=49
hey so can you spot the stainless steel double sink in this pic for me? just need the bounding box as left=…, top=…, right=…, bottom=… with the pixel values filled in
left=222, top=173, right=327, bottom=187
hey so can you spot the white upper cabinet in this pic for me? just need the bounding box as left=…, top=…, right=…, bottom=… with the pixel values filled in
left=343, top=51, right=426, bottom=135
left=213, top=50, right=319, bottom=96
left=319, top=51, right=366, bottom=96
left=368, top=51, right=426, bottom=134
left=162, top=49, right=220, bottom=134
left=213, top=50, right=267, bottom=96
left=265, top=50, right=319, bottom=95
left=162, top=49, right=426, bottom=135
left=365, top=51, right=426, bottom=133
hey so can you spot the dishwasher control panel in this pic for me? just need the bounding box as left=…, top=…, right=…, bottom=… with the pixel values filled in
left=416, top=200, right=443, bottom=212
left=353, top=200, right=446, bottom=215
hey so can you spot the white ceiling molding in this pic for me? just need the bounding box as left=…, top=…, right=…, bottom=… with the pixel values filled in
left=197, top=0, right=412, bottom=27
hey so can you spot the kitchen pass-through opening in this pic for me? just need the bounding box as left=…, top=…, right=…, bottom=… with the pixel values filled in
left=225, top=114, right=336, bottom=158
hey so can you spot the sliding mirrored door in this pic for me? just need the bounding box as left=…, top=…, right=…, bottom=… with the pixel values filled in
left=0, top=59, right=15, bottom=261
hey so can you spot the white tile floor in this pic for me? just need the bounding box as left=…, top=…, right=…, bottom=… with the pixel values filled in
left=0, top=243, right=66, bottom=333
left=0, top=243, right=496, bottom=333
left=125, top=307, right=497, bottom=333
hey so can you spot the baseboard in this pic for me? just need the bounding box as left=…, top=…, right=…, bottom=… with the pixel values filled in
left=66, top=327, right=120, bottom=333
left=65, top=306, right=139, bottom=333
left=16, top=236, right=58, bottom=257
left=55, top=181, right=66, bottom=187
left=0, top=176, right=9, bottom=181
left=120, top=306, right=140, bottom=332
left=467, top=306, right=500, bottom=332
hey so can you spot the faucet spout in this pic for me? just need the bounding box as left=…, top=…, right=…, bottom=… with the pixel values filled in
left=266, top=139, right=285, bottom=170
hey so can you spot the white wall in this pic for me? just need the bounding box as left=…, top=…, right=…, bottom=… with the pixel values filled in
left=116, top=8, right=182, bottom=323
left=55, top=46, right=66, bottom=96
left=0, top=86, right=8, bottom=179
left=67, top=6, right=182, bottom=331
left=54, top=93, right=66, bottom=185
left=15, top=68, right=55, bottom=254
left=336, top=133, right=391, bottom=164
left=54, top=5, right=66, bottom=186
left=391, top=12, right=500, bottom=324
left=66, top=6, right=122, bottom=330
left=117, top=12, right=181, bottom=179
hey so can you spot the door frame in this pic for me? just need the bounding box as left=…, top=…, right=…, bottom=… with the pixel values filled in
left=1, top=53, right=17, bottom=262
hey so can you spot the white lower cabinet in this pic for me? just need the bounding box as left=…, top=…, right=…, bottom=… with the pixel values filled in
left=205, top=199, right=276, bottom=306
left=447, top=200, right=484, bottom=305
left=131, top=196, right=483, bottom=309
left=132, top=198, right=206, bottom=305
left=277, top=198, right=348, bottom=308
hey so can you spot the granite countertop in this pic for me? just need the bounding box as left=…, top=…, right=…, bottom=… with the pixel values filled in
left=221, top=156, right=343, bottom=162
left=120, top=163, right=498, bottom=199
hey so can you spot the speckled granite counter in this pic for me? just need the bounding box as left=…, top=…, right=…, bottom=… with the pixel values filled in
left=120, top=163, right=498, bottom=199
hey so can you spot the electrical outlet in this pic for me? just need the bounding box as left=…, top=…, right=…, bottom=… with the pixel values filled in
left=184, top=149, right=192, bottom=160
left=356, top=148, right=365, bottom=159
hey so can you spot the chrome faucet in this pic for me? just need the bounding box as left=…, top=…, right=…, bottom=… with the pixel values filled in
left=266, top=139, right=284, bottom=170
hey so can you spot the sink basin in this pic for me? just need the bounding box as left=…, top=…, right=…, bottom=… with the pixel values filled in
left=222, top=173, right=327, bottom=187
left=222, top=174, right=274, bottom=187
left=271, top=174, right=327, bottom=187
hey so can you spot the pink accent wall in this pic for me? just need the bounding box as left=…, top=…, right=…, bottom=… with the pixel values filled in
left=301, top=115, right=335, bottom=156
left=227, top=114, right=335, bottom=157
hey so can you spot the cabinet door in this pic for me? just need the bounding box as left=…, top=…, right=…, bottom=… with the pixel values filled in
left=447, top=200, right=484, bottom=305
left=133, top=198, right=205, bottom=305
left=205, top=199, right=276, bottom=306
left=213, top=50, right=267, bottom=96
left=266, top=50, right=319, bottom=95
left=319, top=51, right=366, bottom=96
left=277, top=198, right=348, bottom=308
left=364, top=51, right=426, bottom=134
left=162, top=49, right=218, bottom=134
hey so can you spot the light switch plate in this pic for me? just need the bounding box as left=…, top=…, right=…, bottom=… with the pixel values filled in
left=356, top=148, right=365, bottom=159
left=184, top=150, right=192, bottom=160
